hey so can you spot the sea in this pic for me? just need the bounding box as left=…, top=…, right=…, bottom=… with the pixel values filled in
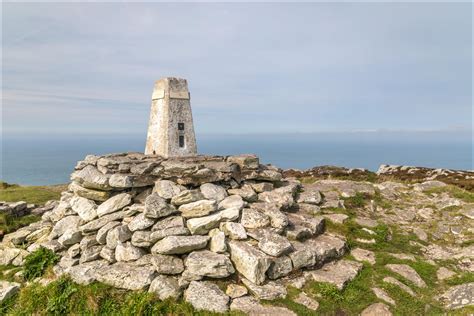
left=1, top=132, right=472, bottom=186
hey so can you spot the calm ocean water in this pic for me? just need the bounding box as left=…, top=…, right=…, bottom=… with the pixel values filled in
left=1, top=132, right=472, bottom=185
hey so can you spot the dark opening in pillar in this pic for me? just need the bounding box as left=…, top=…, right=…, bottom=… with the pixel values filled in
left=179, top=135, right=185, bottom=148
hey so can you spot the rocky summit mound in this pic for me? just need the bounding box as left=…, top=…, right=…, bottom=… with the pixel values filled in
left=1, top=152, right=473, bottom=314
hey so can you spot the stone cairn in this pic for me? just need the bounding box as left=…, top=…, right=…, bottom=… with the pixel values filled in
left=0, top=152, right=353, bottom=313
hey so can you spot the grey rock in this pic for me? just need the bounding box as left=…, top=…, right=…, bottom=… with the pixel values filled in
left=144, top=193, right=176, bottom=219
left=149, top=275, right=181, bottom=300
left=439, top=282, right=474, bottom=310
left=255, top=230, right=293, bottom=257
left=228, top=185, right=258, bottom=202
left=67, top=244, right=81, bottom=258
left=79, top=245, right=103, bottom=263
left=106, top=225, right=132, bottom=249
left=96, top=221, right=121, bottom=244
left=184, top=281, right=229, bottom=313
left=69, top=182, right=111, bottom=202
left=289, top=241, right=316, bottom=270
left=151, top=235, right=209, bottom=255
left=153, top=180, right=183, bottom=200
left=228, top=241, right=271, bottom=285
left=227, top=154, right=259, bottom=169
left=351, top=248, right=376, bottom=265
left=226, top=284, right=248, bottom=298
left=372, top=287, right=395, bottom=305
left=258, top=188, right=295, bottom=210
left=131, top=231, right=157, bottom=248
left=150, top=254, right=184, bottom=274
left=240, top=208, right=270, bottom=229
left=354, top=217, right=378, bottom=228
left=58, top=228, right=83, bottom=246
left=49, top=215, right=83, bottom=239
left=361, top=303, right=392, bottom=316
left=386, top=264, right=426, bottom=288
left=218, top=195, right=245, bottom=210
left=323, top=213, right=349, bottom=224
left=80, top=234, right=99, bottom=250
left=96, top=193, right=132, bottom=217
left=128, top=213, right=155, bottom=231
left=3, top=229, right=33, bottom=246
left=437, top=267, right=456, bottom=280
left=150, top=215, right=189, bottom=239
left=171, top=190, right=204, bottom=206
left=178, top=200, right=217, bottom=218
left=186, top=207, right=240, bottom=235
left=309, top=260, right=363, bottom=290
left=96, top=262, right=156, bottom=290
left=220, top=222, right=247, bottom=240
left=230, top=296, right=296, bottom=316
left=297, top=190, right=322, bottom=205
left=200, top=183, right=228, bottom=202
left=100, top=246, right=116, bottom=263
left=209, top=229, right=227, bottom=253
left=109, top=174, right=155, bottom=188
left=115, top=242, right=146, bottom=262
left=80, top=210, right=133, bottom=234
left=66, top=260, right=109, bottom=285
left=251, top=202, right=289, bottom=230
left=267, top=255, right=293, bottom=279
left=185, top=250, right=235, bottom=278
left=242, top=278, right=287, bottom=300
left=0, top=248, right=22, bottom=265
left=250, top=182, right=274, bottom=193
left=70, top=196, right=97, bottom=221
left=294, top=292, right=319, bottom=311
left=71, top=165, right=111, bottom=191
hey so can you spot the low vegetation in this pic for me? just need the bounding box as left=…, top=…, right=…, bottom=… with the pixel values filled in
left=0, top=181, right=64, bottom=205
left=23, top=247, right=60, bottom=281
left=0, top=213, right=41, bottom=235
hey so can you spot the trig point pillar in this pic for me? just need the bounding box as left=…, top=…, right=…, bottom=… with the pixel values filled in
left=145, top=77, right=197, bottom=157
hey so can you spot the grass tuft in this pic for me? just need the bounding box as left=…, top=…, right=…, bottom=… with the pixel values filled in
left=23, top=247, right=60, bottom=281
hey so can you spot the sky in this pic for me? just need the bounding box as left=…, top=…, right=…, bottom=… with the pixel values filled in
left=2, top=2, right=472, bottom=137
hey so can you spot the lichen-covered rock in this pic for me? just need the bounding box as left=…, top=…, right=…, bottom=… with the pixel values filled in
left=228, top=241, right=271, bottom=285
left=115, top=242, right=145, bottom=262
left=96, top=193, right=132, bottom=217
left=240, top=208, right=270, bottom=229
left=96, top=221, right=121, bottom=244
left=178, top=200, right=217, bottom=218
left=230, top=296, right=296, bottom=315
left=71, top=165, right=111, bottom=191
left=151, top=235, right=209, bottom=255
left=186, top=207, right=239, bottom=235
left=95, top=262, right=156, bottom=290
left=51, top=216, right=83, bottom=239
left=149, top=254, right=184, bottom=274
left=80, top=210, right=133, bottom=234
left=69, top=182, right=111, bottom=202
left=144, top=193, right=176, bottom=219
left=70, top=196, right=97, bottom=222
left=228, top=185, right=258, bottom=202
left=128, top=213, right=155, bottom=232
left=226, top=284, right=248, bottom=298
left=58, top=228, right=83, bottom=246
left=149, top=275, right=181, bottom=300
left=209, top=229, right=227, bottom=253
left=200, top=183, right=228, bottom=202
left=106, top=225, right=132, bottom=249
left=171, top=190, right=204, bottom=206
left=220, top=222, right=247, bottom=240
left=386, top=264, right=426, bottom=288
left=150, top=215, right=189, bottom=239
left=361, top=303, right=392, bottom=316
left=267, top=255, right=293, bottom=279
left=185, top=250, right=235, bottom=278
left=184, top=281, right=229, bottom=313
left=309, top=260, right=363, bottom=290
left=438, top=283, right=474, bottom=310
left=153, top=180, right=183, bottom=200
left=253, top=230, right=293, bottom=257
left=242, top=278, right=287, bottom=300
left=218, top=195, right=245, bottom=210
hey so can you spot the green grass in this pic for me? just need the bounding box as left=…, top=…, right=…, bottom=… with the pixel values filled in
left=1, top=276, right=242, bottom=316
left=0, top=181, right=64, bottom=205
left=0, top=213, right=41, bottom=235
left=425, top=185, right=474, bottom=203
left=23, top=247, right=60, bottom=281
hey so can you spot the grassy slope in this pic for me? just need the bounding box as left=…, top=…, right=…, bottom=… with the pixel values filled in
left=0, top=181, right=65, bottom=205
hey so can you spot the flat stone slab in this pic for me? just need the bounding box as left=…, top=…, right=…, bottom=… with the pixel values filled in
left=184, top=281, right=229, bottom=313
left=309, top=259, right=363, bottom=290
left=439, top=282, right=474, bottom=310
left=151, top=235, right=209, bottom=255
left=351, top=248, right=376, bottom=265
left=382, top=277, right=415, bottom=297
left=242, top=278, right=287, bottom=300
left=230, top=296, right=296, bottom=316
left=0, top=280, right=20, bottom=303
left=294, top=292, right=319, bottom=311
left=95, top=262, right=156, bottom=290
left=386, top=264, right=426, bottom=288
left=361, top=303, right=392, bottom=316
left=372, top=287, right=395, bottom=305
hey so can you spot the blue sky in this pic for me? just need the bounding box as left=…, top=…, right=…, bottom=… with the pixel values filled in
left=2, top=2, right=472, bottom=136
